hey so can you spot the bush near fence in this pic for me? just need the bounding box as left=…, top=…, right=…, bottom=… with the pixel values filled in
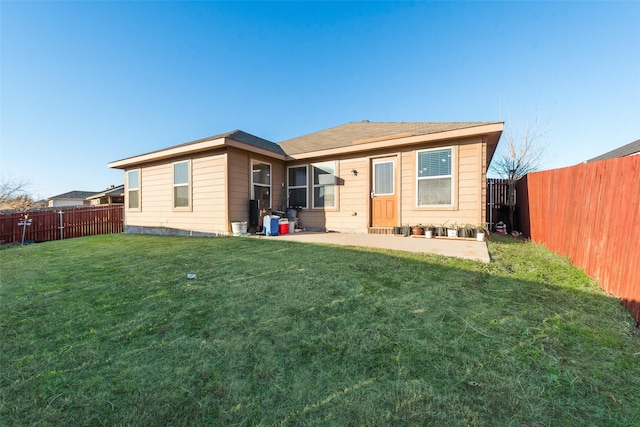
left=517, top=155, right=640, bottom=324
left=0, top=205, right=123, bottom=244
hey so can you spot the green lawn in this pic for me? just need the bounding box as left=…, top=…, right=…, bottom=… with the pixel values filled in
left=1, top=234, right=639, bottom=426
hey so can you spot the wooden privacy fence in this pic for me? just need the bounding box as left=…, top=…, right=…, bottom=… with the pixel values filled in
left=0, top=205, right=123, bottom=244
left=517, top=155, right=640, bottom=323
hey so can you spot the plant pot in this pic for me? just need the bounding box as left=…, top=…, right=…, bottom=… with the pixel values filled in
left=476, top=232, right=485, bottom=242
left=411, top=226, right=424, bottom=236
left=425, top=229, right=433, bottom=239
left=447, top=229, right=458, bottom=238
left=231, top=221, right=247, bottom=236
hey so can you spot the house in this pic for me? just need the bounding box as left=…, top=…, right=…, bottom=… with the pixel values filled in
left=87, top=185, right=125, bottom=205
left=47, top=190, right=98, bottom=207
left=108, top=121, right=503, bottom=235
left=585, top=138, right=640, bottom=162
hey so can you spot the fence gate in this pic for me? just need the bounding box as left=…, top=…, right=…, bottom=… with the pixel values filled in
left=486, top=178, right=516, bottom=231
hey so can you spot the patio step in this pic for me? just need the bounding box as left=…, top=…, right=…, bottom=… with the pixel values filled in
left=368, top=227, right=395, bottom=235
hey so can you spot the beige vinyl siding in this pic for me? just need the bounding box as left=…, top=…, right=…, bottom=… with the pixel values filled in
left=295, top=157, right=369, bottom=233
left=125, top=151, right=228, bottom=234
left=227, top=149, right=251, bottom=225
left=122, top=134, right=490, bottom=235
left=227, top=148, right=285, bottom=229
left=298, top=137, right=487, bottom=232
left=322, top=158, right=369, bottom=232
left=400, top=137, right=484, bottom=227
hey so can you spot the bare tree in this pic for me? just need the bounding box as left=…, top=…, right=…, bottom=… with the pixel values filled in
left=0, top=178, right=37, bottom=211
left=8, top=195, right=45, bottom=212
left=1, top=178, right=29, bottom=202
left=490, top=113, right=549, bottom=232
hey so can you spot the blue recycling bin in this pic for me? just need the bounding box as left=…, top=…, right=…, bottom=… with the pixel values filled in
left=263, top=215, right=280, bottom=236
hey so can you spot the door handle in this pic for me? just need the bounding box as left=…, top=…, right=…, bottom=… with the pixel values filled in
left=370, top=192, right=375, bottom=199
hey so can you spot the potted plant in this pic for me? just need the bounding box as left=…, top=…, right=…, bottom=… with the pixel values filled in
left=435, top=221, right=448, bottom=237
left=461, top=223, right=475, bottom=238
left=423, top=224, right=434, bottom=239
left=475, top=224, right=489, bottom=241
left=231, top=220, right=248, bottom=236
left=411, top=224, right=425, bottom=236
left=447, top=222, right=459, bottom=238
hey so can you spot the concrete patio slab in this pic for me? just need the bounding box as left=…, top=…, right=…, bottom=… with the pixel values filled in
left=260, top=231, right=490, bottom=263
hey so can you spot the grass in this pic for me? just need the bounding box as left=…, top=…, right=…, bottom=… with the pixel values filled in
left=1, top=234, right=639, bottom=426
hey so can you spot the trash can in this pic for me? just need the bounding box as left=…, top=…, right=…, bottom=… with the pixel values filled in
left=279, top=218, right=289, bottom=235
left=270, top=216, right=280, bottom=236
left=264, top=215, right=280, bottom=236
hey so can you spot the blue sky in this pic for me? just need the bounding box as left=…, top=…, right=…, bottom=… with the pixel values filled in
left=1, top=1, right=638, bottom=199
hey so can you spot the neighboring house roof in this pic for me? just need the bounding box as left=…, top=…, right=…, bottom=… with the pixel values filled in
left=48, top=190, right=99, bottom=200
left=585, top=139, right=640, bottom=162
left=87, top=185, right=124, bottom=200
left=109, top=130, right=285, bottom=168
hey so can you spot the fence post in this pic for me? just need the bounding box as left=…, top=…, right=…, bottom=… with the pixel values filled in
left=58, top=210, right=64, bottom=240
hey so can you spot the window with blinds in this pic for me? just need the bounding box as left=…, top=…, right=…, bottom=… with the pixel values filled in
left=416, top=148, right=453, bottom=206
left=374, top=161, right=394, bottom=195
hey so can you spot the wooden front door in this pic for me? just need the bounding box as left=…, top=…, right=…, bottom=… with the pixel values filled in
left=371, top=158, right=397, bottom=227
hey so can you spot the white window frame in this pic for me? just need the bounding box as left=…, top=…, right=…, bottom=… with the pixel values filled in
left=416, top=147, right=454, bottom=207
left=287, top=165, right=308, bottom=209
left=251, top=160, right=272, bottom=209
left=127, top=169, right=140, bottom=210
left=173, top=160, right=191, bottom=209
left=312, top=161, right=336, bottom=209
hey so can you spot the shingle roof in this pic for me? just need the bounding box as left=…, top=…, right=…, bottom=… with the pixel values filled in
left=48, top=191, right=99, bottom=200
left=144, top=130, right=284, bottom=157
left=586, top=139, right=640, bottom=162
left=87, top=185, right=124, bottom=199
left=277, top=121, right=501, bottom=155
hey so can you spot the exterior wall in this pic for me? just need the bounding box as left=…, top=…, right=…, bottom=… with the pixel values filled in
left=292, top=157, right=371, bottom=233
left=48, top=199, right=91, bottom=207
left=227, top=147, right=285, bottom=227
left=124, top=150, right=228, bottom=234
left=296, top=136, right=486, bottom=233
left=400, top=137, right=483, bottom=228
left=120, top=136, right=487, bottom=235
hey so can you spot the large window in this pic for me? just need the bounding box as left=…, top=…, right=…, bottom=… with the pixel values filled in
left=312, top=162, right=336, bottom=209
left=417, top=148, right=453, bottom=206
left=173, top=160, right=190, bottom=208
left=287, top=165, right=308, bottom=208
left=127, top=169, right=140, bottom=209
left=252, top=161, right=271, bottom=209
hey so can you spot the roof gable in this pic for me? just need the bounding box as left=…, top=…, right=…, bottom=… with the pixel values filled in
left=169, top=130, right=284, bottom=156
left=109, top=129, right=284, bottom=169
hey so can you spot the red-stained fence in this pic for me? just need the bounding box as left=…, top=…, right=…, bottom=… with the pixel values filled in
left=517, top=155, right=640, bottom=323
left=0, top=205, right=123, bottom=244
